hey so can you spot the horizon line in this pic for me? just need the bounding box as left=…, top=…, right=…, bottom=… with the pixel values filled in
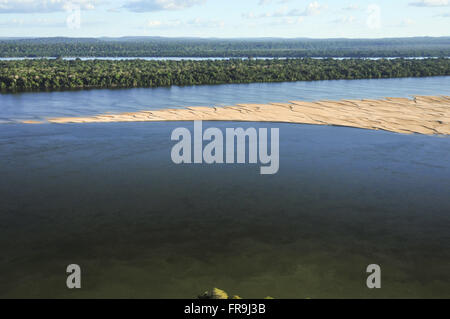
left=1, top=35, right=450, bottom=41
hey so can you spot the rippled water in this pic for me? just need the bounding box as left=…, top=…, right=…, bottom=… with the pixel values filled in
left=0, top=78, right=449, bottom=299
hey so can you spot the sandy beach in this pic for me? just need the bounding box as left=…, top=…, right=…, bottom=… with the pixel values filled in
left=46, top=95, right=450, bottom=135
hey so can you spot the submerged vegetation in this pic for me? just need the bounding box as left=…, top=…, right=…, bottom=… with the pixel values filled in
left=1, top=58, right=449, bottom=93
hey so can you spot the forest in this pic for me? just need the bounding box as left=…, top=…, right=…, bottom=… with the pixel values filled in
left=0, top=37, right=449, bottom=58
left=1, top=58, right=449, bottom=93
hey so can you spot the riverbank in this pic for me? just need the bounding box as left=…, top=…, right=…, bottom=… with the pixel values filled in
left=46, top=95, right=450, bottom=135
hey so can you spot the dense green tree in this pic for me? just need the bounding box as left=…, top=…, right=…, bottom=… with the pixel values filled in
left=0, top=58, right=449, bottom=93
left=0, top=37, right=449, bottom=58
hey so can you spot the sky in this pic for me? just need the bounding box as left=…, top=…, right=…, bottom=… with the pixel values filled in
left=0, top=0, right=449, bottom=38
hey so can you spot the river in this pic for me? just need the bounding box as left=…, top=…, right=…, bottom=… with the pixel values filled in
left=0, top=77, right=449, bottom=298
left=1, top=76, right=450, bottom=123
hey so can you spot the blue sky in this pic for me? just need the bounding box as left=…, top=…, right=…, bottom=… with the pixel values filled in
left=0, top=0, right=449, bottom=38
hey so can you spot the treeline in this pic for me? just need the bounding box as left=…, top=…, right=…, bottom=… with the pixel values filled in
left=1, top=37, right=450, bottom=58
left=1, top=58, right=449, bottom=93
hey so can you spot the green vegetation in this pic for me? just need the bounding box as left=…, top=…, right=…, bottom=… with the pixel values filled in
left=1, top=58, right=449, bottom=93
left=198, top=288, right=274, bottom=300
left=1, top=37, right=449, bottom=58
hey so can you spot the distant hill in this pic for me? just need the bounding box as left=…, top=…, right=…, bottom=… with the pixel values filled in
left=0, top=36, right=449, bottom=58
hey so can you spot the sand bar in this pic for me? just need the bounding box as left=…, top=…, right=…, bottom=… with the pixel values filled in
left=48, top=95, right=450, bottom=135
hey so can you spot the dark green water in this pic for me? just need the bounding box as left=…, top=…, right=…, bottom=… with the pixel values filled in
left=0, top=122, right=449, bottom=298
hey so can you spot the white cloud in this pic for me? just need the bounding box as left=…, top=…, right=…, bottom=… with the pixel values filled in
left=284, top=16, right=303, bottom=24
left=367, top=4, right=381, bottom=30
left=124, top=0, right=206, bottom=12
left=258, top=0, right=291, bottom=5
left=304, top=1, right=327, bottom=16
left=0, top=0, right=98, bottom=13
left=147, top=19, right=182, bottom=28
left=0, top=16, right=67, bottom=27
left=147, top=20, right=163, bottom=27
left=334, top=15, right=356, bottom=24
left=146, top=17, right=223, bottom=28
left=243, top=1, right=327, bottom=19
left=186, top=17, right=224, bottom=28
left=409, top=0, right=449, bottom=6
left=343, top=4, right=360, bottom=11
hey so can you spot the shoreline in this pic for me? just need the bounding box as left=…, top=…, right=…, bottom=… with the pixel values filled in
left=43, top=95, right=450, bottom=136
